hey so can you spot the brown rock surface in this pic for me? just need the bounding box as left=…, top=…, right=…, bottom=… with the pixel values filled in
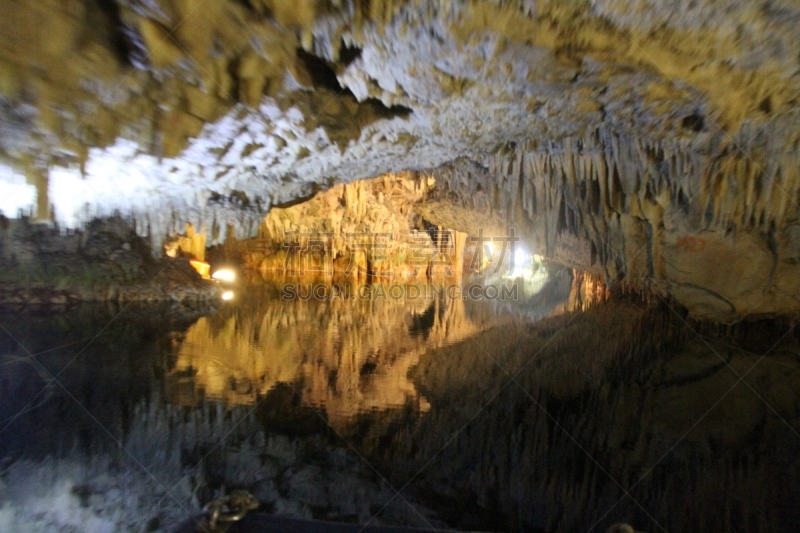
left=0, top=216, right=222, bottom=303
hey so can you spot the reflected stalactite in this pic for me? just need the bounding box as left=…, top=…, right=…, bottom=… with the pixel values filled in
left=356, top=301, right=800, bottom=532
left=167, top=282, right=497, bottom=428
left=2, top=289, right=800, bottom=531
left=547, top=268, right=611, bottom=314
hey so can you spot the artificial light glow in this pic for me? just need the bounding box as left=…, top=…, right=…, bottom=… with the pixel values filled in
left=221, top=291, right=234, bottom=301
left=212, top=269, right=236, bottom=282
left=485, top=242, right=494, bottom=256
left=514, top=248, right=529, bottom=267
left=0, top=166, right=36, bottom=218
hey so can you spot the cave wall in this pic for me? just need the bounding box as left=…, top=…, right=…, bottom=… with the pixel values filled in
left=0, top=216, right=220, bottom=303
left=419, top=129, right=800, bottom=322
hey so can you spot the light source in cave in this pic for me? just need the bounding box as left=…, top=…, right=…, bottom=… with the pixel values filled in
left=507, top=247, right=534, bottom=279
left=514, top=247, right=530, bottom=268
left=221, top=291, right=234, bottom=301
left=0, top=168, right=36, bottom=218
left=212, top=269, right=236, bottom=282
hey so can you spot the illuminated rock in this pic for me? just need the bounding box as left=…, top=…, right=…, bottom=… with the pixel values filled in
left=0, top=0, right=798, bottom=319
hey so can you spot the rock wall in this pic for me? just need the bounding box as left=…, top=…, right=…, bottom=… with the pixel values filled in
left=0, top=216, right=221, bottom=303
left=238, top=172, right=471, bottom=279
left=422, top=132, right=800, bottom=322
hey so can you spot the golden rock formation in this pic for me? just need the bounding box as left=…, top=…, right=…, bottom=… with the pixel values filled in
left=167, top=281, right=499, bottom=430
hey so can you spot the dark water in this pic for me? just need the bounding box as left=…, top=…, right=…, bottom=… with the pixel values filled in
left=1, top=276, right=800, bottom=532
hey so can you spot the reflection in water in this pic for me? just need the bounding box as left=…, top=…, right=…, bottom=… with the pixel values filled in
left=0, top=277, right=798, bottom=532
left=169, top=282, right=509, bottom=430
left=380, top=305, right=800, bottom=532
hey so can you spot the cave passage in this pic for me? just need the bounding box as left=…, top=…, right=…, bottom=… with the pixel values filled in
left=1, top=172, right=800, bottom=533
left=2, top=1, right=800, bottom=531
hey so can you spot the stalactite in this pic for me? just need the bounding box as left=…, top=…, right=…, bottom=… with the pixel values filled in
left=432, top=123, right=797, bottom=314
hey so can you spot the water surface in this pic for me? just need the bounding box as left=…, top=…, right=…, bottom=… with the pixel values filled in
left=1, top=277, right=799, bottom=532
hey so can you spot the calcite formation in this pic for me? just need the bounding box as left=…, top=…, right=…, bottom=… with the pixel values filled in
left=0, top=0, right=798, bottom=320
left=239, top=172, right=474, bottom=278
left=423, top=130, right=800, bottom=322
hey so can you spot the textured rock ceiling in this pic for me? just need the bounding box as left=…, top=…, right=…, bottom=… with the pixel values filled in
left=1, top=0, right=800, bottom=321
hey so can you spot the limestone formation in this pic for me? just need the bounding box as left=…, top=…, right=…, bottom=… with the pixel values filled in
left=0, top=1, right=799, bottom=320
left=236, top=172, right=477, bottom=279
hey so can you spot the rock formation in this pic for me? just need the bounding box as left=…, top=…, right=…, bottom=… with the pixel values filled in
left=0, top=216, right=221, bottom=303
left=1, top=0, right=799, bottom=320
left=236, top=172, right=478, bottom=279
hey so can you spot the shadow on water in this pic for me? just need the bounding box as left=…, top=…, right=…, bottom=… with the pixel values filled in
left=0, top=275, right=799, bottom=532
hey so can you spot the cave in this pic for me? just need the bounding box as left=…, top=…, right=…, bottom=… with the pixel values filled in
left=1, top=2, right=800, bottom=532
